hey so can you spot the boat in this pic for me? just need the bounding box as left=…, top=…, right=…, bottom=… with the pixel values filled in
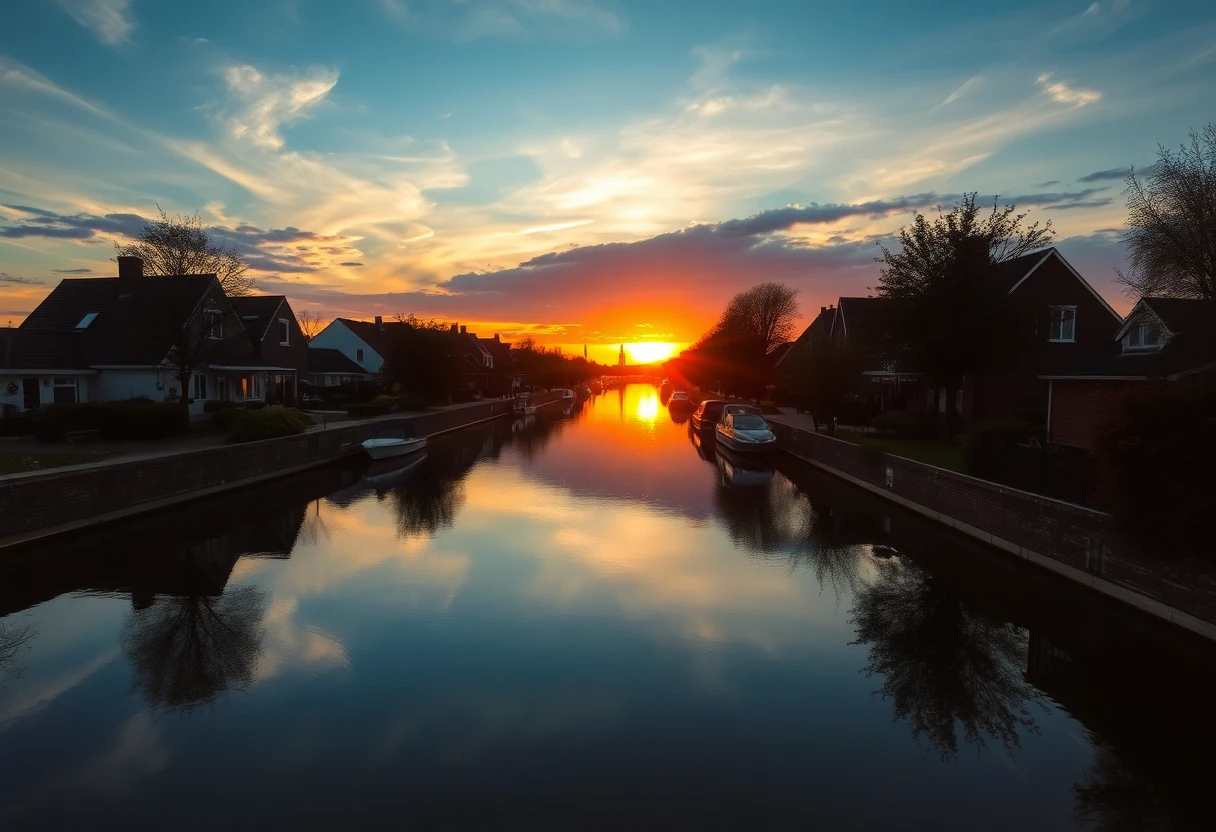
left=667, top=389, right=693, bottom=410
left=361, top=428, right=427, bottom=460
left=559, top=388, right=576, bottom=401
left=714, top=411, right=777, bottom=452
left=513, top=394, right=538, bottom=415
left=715, top=448, right=775, bottom=487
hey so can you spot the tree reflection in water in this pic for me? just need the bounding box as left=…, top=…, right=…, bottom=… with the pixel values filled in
left=391, top=474, right=466, bottom=537
left=850, top=559, right=1044, bottom=761
left=0, top=620, right=36, bottom=684
left=121, top=584, right=269, bottom=713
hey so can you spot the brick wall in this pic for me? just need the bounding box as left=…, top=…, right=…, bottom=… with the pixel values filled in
left=0, top=395, right=556, bottom=548
left=771, top=420, right=1216, bottom=633
left=1049, top=380, right=1134, bottom=449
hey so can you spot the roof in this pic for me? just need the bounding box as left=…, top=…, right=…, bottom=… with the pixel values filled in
left=993, top=249, right=1054, bottom=293
left=766, top=341, right=795, bottom=368
left=228, top=295, right=285, bottom=341
left=6, top=274, right=221, bottom=370
left=833, top=296, right=889, bottom=343
left=307, top=347, right=368, bottom=375
left=1044, top=297, right=1216, bottom=381
left=479, top=335, right=514, bottom=368
left=332, top=317, right=410, bottom=357
left=453, top=330, right=493, bottom=371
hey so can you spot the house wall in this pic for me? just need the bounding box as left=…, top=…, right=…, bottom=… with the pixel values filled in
left=0, top=376, right=25, bottom=410
left=258, top=299, right=310, bottom=373
left=1048, top=380, right=1136, bottom=449
left=310, top=321, right=384, bottom=374
left=769, top=417, right=1216, bottom=639
left=93, top=369, right=213, bottom=417
left=1015, top=254, right=1124, bottom=367
left=1, top=373, right=93, bottom=409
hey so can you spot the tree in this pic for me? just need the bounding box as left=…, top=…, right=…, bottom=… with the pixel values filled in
left=876, top=193, right=1054, bottom=436
left=297, top=310, right=324, bottom=341
left=381, top=316, right=465, bottom=404
left=117, top=208, right=253, bottom=297
left=156, top=283, right=252, bottom=422
left=1120, top=124, right=1216, bottom=303
left=718, top=282, right=801, bottom=353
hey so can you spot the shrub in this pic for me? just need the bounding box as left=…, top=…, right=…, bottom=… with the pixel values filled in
left=0, top=404, right=29, bottom=437
left=212, top=407, right=244, bottom=432
left=280, top=408, right=315, bottom=427
left=963, top=419, right=1032, bottom=478
left=871, top=410, right=937, bottom=439
left=227, top=407, right=306, bottom=443
left=1095, top=378, right=1216, bottom=546
left=372, top=394, right=397, bottom=404
left=244, top=401, right=267, bottom=411
left=38, top=402, right=184, bottom=440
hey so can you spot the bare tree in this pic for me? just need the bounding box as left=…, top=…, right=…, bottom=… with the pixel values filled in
left=1120, top=124, right=1216, bottom=302
left=297, top=309, right=324, bottom=341
left=156, top=282, right=252, bottom=421
left=117, top=208, right=254, bottom=297
left=718, top=282, right=801, bottom=353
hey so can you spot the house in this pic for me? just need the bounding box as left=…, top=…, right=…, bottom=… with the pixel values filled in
left=309, top=316, right=405, bottom=375
left=479, top=334, right=522, bottom=393
left=0, top=256, right=291, bottom=418
left=307, top=348, right=372, bottom=387
left=1041, top=297, right=1216, bottom=449
left=228, top=295, right=309, bottom=405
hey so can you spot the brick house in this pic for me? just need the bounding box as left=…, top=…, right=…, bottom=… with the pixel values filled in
left=229, top=295, right=310, bottom=405
left=1041, top=297, right=1216, bottom=449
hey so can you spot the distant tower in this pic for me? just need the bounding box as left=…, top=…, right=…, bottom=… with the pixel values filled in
left=618, top=344, right=626, bottom=367
left=584, top=343, right=588, bottom=360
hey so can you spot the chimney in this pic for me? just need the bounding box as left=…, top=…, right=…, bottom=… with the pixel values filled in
left=117, top=256, right=143, bottom=280
left=460, top=325, right=467, bottom=335
left=821, top=306, right=827, bottom=315
left=493, top=333, right=500, bottom=342
left=450, top=323, right=459, bottom=333
left=374, top=315, right=383, bottom=330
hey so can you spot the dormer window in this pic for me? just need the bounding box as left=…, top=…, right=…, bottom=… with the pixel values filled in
left=204, top=308, right=223, bottom=340
left=1047, top=306, right=1076, bottom=342
left=1123, top=320, right=1162, bottom=352
left=75, top=312, right=99, bottom=329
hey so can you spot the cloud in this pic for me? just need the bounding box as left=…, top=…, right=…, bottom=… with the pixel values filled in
left=932, top=76, right=984, bottom=111
left=0, top=272, right=43, bottom=285
left=1036, top=73, right=1102, bottom=107
left=53, top=0, right=135, bottom=47
left=1077, top=166, right=1131, bottom=182
left=378, top=0, right=623, bottom=40
left=0, top=210, right=147, bottom=240
left=1032, top=180, right=1061, bottom=187
left=339, top=261, right=365, bottom=267
left=221, top=64, right=340, bottom=151
left=51, top=268, right=93, bottom=274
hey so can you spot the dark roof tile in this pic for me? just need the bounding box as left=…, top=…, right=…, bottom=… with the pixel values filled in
left=307, top=348, right=368, bottom=375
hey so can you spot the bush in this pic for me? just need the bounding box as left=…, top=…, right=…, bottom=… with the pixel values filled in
left=38, top=402, right=184, bottom=440
left=871, top=410, right=937, bottom=439
left=0, top=404, right=29, bottom=437
left=280, top=408, right=315, bottom=427
left=227, top=407, right=307, bottom=443
left=212, top=407, right=244, bottom=432
left=1095, top=379, right=1216, bottom=546
left=963, top=419, right=1032, bottom=478
left=372, top=394, right=397, bottom=404
left=345, top=396, right=423, bottom=418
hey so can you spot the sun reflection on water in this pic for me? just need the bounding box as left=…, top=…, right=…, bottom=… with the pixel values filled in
left=635, top=390, right=660, bottom=422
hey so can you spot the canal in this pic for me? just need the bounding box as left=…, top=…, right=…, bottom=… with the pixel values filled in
left=1, top=384, right=1213, bottom=829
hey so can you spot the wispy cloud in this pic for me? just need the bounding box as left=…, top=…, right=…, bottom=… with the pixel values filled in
left=53, top=0, right=135, bottom=47
left=378, top=0, right=623, bottom=40
left=932, top=76, right=984, bottom=111
left=1078, top=166, right=1131, bottom=182
left=221, top=64, right=340, bottom=151
left=0, top=272, right=42, bottom=285
left=1037, top=73, right=1102, bottom=107
left=51, top=267, right=93, bottom=274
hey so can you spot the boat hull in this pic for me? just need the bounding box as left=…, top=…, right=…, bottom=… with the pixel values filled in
left=713, top=430, right=777, bottom=453
left=362, top=438, right=427, bottom=459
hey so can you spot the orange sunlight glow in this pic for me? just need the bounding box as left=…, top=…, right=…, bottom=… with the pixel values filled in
left=626, top=342, right=678, bottom=364
left=635, top=390, right=660, bottom=421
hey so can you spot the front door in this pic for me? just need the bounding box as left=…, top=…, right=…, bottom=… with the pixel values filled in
left=22, top=378, right=39, bottom=410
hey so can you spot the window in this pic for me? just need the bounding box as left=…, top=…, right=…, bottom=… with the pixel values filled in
left=204, top=308, right=223, bottom=340
left=279, top=319, right=290, bottom=345
left=75, top=312, right=98, bottom=329
left=1048, top=306, right=1076, bottom=342
left=482, top=353, right=493, bottom=368
left=52, top=377, right=77, bottom=404
left=356, top=348, right=364, bottom=363
left=1123, top=320, right=1161, bottom=351
left=193, top=374, right=207, bottom=400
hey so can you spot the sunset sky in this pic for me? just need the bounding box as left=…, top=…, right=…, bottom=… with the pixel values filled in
left=2, top=1, right=1215, bottom=363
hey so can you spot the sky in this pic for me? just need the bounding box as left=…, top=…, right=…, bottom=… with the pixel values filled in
left=1, top=0, right=1215, bottom=363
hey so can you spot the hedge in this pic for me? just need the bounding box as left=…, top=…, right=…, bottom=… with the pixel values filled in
left=227, top=407, right=307, bottom=443
left=963, top=419, right=1032, bottom=479
left=36, top=401, right=185, bottom=441
left=345, top=396, right=424, bottom=418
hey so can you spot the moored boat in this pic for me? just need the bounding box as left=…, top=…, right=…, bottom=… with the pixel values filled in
left=361, top=430, right=427, bottom=460
left=714, top=411, right=777, bottom=452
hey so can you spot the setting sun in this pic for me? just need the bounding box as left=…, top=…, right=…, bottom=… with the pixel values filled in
left=626, top=342, right=678, bottom=364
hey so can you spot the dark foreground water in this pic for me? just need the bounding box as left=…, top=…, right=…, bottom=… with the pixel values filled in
left=1, top=384, right=1214, bottom=830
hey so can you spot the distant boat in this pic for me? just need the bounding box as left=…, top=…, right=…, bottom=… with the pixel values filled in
left=668, top=390, right=692, bottom=409
left=559, top=388, right=576, bottom=400
left=513, top=394, right=538, bottom=415
left=715, top=411, right=777, bottom=452
left=361, top=429, right=427, bottom=460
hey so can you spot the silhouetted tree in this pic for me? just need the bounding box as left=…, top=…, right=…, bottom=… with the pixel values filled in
left=850, top=559, right=1044, bottom=760
left=1120, top=124, right=1216, bottom=304
left=718, top=282, right=801, bottom=353
left=297, top=309, right=324, bottom=341
left=116, top=208, right=253, bottom=296
left=381, top=316, right=466, bottom=404
left=875, top=193, right=1054, bottom=436
left=781, top=336, right=868, bottom=426
left=121, top=585, right=268, bottom=712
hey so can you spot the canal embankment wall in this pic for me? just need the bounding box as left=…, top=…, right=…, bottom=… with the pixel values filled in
left=0, top=394, right=560, bottom=551
left=770, top=418, right=1216, bottom=641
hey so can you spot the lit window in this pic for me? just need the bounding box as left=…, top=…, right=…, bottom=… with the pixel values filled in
left=279, top=319, right=290, bottom=345
left=1048, top=306, right=1076, bottom=342
left=205, top=308, right=223, bottom=340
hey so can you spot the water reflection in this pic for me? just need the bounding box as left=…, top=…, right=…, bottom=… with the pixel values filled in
left=0, top=384, right=1214, bottom=830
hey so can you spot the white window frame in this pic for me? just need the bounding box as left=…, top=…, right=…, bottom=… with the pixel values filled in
left=204, top=308, right=223, bottom=341
left=279, top=318, right=290, bottom=346
left=52, top=376, right=77, bottom=404
left=193, top=374, right=207, bottom=400
left=1048, top=306, right=1077, bottom=343
left=1123, top=320, right=1161, bottom=352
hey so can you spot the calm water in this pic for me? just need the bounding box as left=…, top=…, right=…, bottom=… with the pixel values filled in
left=1, top=384, right=1213, bottom=830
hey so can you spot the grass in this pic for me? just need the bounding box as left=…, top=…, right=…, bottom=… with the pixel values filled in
left=0, top=450, right=111, bottom=475
left=836, top=429, right=966, bottom=472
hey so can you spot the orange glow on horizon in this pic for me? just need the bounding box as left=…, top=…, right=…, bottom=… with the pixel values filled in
left=626, top=342, right=678, bottom=364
